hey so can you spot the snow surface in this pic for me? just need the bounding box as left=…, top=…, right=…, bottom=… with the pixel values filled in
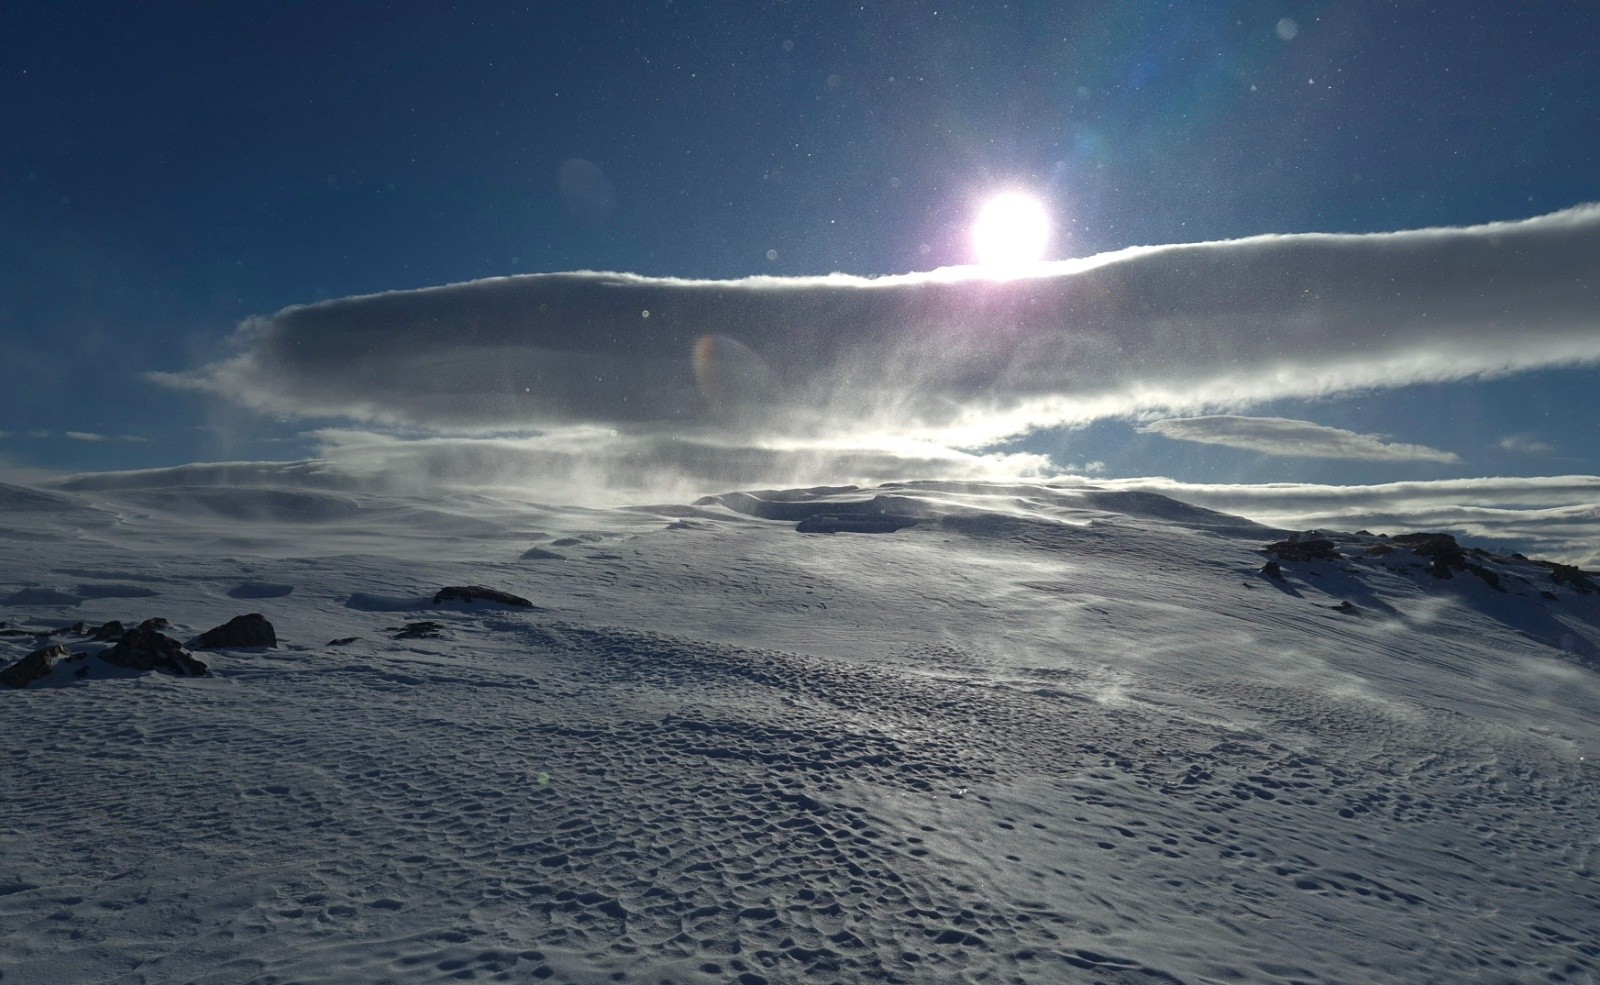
left=2, top=475, right=1597, bottom=984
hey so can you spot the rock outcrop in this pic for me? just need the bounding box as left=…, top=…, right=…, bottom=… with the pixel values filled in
left=0, top=644, right=70, bottom=688
left=390, top=621, right=444, bottom=639
left=1537, top=561, right=1598, bottom=595
left=1265, top=537, right=1341, bottom=562
left=433, top=586, right=534, bottom=607
left=796, top=514, right=918, bottom=534
left=103, top=626, right=209, bottom=677
left=196, top=613, right=277, bottom=648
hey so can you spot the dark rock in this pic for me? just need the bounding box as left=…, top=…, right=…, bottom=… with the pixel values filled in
left=139, top=617, right=170, bottom=631
left=1, top=644, right=70, bottom=688
left=1390, top=532, right=1468, bottom=579
left=1464, top=563, right=1505, bottom=592
left=390, top=621, right=444, bottom=639
left=1265, top=538, right=1340, bottom=562
left=1260, top=560, right=1283, bottom=580
left=433, top=585, right=534, bottom=607
left=795, top=514, right=918, bottom=534
left=326, top=636, right=360, bottom=646
left=1331, top=600, right=1358, bottom=615
left=1365, top=544, right=1394, bottom=557
left=1541, top=591, right=1559, bottom=601
left=1392, top=532, right=1458, bottom=549
left=0, top=628, right=28, bottom=637
left=103, top=626, right=209, bottom=677
left=520, top=547, right=566, bottom=560
left=1535, top=561, right=1598, bottom=595
left=89, top=620, right=127, bottom=641
left=196, top=613, right=277, bottom=649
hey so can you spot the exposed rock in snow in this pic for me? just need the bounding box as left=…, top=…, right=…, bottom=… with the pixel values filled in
left=103, top=625, right=209, bottom=677
left=195, top=613, right=277, bottom=649
left=1538, top=560, right=1598, bottom=594
left=389, top=620, right=444, bottom=639
left=520, top=547, right=566, bottom=560
left=0, top=644, right=69, bottom=688
left=795, top=513, right=918, bottom=534
left=1265, top=537, right=1341, bottom=561
left=433, top=585, right=534, bottom=607
left=90, top=619, right=127, bottom=641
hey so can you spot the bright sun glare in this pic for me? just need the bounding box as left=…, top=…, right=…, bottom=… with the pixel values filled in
left=972, top=192, right=1051, bottom=273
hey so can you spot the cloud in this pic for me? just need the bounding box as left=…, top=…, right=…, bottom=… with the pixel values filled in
left=1056, top=473, right=1600, bottom=567
left=157, top=205, right=1600, bottom=452
left=1498, top=433, right=1555, bottom=455
left=1140, top=415, right=1460, bottom=462
left=63, top=431, right=149, bottom=443
left=302, top=428, right=1058, bottom=505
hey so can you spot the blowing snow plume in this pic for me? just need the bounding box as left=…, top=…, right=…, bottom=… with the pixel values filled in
left=156, top=206, right=1600, bottom=486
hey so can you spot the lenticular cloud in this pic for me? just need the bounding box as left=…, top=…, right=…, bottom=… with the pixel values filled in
left=159, top=205, right=1600, bottom=446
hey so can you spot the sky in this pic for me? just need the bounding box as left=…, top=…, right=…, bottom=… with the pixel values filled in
left=3, top=2, right=1599, bottom=527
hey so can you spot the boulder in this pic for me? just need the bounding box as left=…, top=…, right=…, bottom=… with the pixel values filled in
left=1265, top=538, right=1340, bottom=562
left=390, top=621, right=444, bottom=639
left=1391, top=532, right=1466, bottom=578
left=89, top=620, right=127, bottom=641
left=1260, top=560, right=1283, bottom=580
left=1, top=644, right=70, bottom=688
left=433, top=585, right=534, bottom=607
left=103, top=626, right=209, bottom=677
left=1537, top=561, right=1598, bottom=595
left=196, top=613, right=277, bottom=649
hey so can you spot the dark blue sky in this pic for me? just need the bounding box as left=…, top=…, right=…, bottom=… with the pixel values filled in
left=3, top=1, right=1598, bottom=479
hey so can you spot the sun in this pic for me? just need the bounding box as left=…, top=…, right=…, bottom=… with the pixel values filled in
left=972, top=192, right=1052, bottom=273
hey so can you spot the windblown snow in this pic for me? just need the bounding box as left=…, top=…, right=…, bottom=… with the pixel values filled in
left=2, top=474, right=1597, bottom=985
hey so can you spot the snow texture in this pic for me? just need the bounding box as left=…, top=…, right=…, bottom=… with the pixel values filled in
left=2, top=475, right=1597, bottom=984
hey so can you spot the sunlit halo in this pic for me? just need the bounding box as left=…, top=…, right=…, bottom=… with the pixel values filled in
left=972, top=192, right=1051, bottom=273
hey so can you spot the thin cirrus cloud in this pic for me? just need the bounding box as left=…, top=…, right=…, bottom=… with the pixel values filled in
left=63, top=431, right=150, bottom=444
left=1498, top=433, right=1556, bottom=455
left=1140, top=416, right=1461, bottom=463
left=155, top=204, right=1600, bottom=458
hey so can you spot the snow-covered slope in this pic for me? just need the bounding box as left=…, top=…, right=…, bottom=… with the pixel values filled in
left=2, top=477, right=1597, bottom=984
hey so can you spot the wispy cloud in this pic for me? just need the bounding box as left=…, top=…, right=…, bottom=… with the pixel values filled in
left=1498, top=433, right=1555, bottom=455
left=304, top=428, right=1058, bottom=505
left=158, top=205, right=1600, bottom=452
left=1141, top=416, right=1460, bottom=463
left=63, top=431, right=149, bottom=444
